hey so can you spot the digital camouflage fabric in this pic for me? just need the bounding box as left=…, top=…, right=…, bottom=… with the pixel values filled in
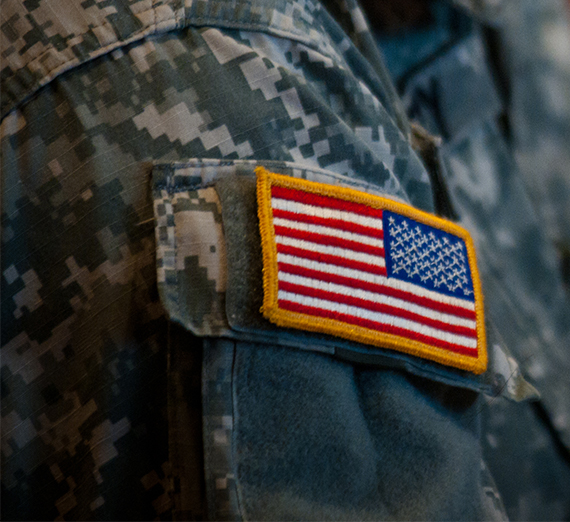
left=2, top=0, right=570, bottom=520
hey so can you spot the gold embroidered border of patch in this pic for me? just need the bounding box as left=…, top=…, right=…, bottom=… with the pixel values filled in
left=256, top=167, right=487, bottom=374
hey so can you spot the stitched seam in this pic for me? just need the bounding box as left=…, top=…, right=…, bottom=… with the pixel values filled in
left=153, top=160, right=399, bottom=197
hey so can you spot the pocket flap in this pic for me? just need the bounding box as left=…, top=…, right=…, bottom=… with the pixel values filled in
left=152, top=159, right=539, bottom=400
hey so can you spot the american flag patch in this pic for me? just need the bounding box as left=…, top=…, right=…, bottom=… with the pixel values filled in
left=256, top=168, right=487, bottom=374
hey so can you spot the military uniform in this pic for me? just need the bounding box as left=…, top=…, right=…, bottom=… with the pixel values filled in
left=1, top=0, right=569, bottom=520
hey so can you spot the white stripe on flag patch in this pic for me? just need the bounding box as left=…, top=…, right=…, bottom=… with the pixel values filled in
left=273, top=217, right=385, bottom=248
left=272, top=197, right=384, bottom=229
left=275, top=235, right=386, bottom=267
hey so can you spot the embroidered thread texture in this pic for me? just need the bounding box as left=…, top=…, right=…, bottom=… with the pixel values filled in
left=256, top=167, right=487, bottom=374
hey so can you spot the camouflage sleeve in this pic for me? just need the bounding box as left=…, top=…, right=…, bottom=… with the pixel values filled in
left=0, top=18, right=432, bottom=520
left=0, top=0, right=546, bottom=519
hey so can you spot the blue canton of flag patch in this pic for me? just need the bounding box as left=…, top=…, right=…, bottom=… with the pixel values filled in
left=383, top=211, right=475, bottom=302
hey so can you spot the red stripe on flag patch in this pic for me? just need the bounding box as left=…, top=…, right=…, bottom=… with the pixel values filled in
left=274, top=225, right=386, bottom=257
left=278, top=300, right=479, bottom=357
left=272, top=209, right=384, bottom=239
left=272, top=185, right=385, bottom=218
left=276, top=244, right=388, bottom=276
